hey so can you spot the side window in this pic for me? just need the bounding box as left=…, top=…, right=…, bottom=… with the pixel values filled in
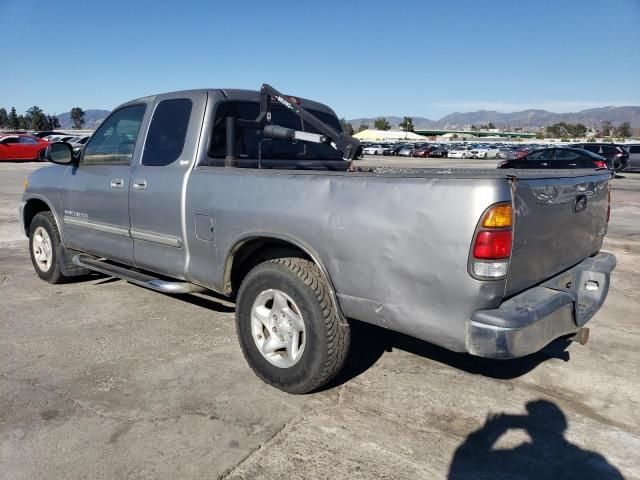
left=554, top=149, right=579, bottom=161
left=19, top=137, right=38, bottom=144
left=83, top=105, right=146, bottom=165
left=583, top=145, right=600, bottom=154
left=142, top=98, right=192, bottom=166
left=3, top=137, right=19, bottom=144
left=630, top=146, right=640, bottom=154
left=207, top=101, right=343, bottom=164
left=527, top=151, right=544, bottom=160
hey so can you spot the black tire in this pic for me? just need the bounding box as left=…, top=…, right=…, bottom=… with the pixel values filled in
left=236, top=257, right=350, bottom=394
left=28, top=211, right=69, bottom=284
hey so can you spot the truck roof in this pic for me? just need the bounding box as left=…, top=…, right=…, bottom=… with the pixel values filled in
left=116, top=88, right=338, bottom=118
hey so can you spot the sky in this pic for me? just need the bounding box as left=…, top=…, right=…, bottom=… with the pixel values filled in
left=1, top=0, right=639, bottom=120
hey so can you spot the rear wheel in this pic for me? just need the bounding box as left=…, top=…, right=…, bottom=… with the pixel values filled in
left=236, top=257, right=350, bottom=394
left=29, top=211, right=69, bottom=284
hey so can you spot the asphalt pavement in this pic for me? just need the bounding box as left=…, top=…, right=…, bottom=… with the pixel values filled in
left=1, top=159, right=638, bottom=479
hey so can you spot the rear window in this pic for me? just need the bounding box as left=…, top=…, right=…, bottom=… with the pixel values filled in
left=142, top=98, right=192, bottom=166
left=208, top=101, right=343, bottom=162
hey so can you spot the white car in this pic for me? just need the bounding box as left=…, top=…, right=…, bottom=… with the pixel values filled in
left=362, top=145, right=384, bottom=155
left=471, top=148, right=488, bottom=159
left=484, top=146, right=501, bottom=159
left=447, top=146, right=474, bottom=159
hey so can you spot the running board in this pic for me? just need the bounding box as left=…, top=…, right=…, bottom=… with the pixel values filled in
left=72, top=254, right=207, bottom=294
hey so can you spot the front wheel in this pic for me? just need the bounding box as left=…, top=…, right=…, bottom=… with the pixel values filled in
left=29, top=211, right=69, bottom=284
left=236, top=257, right=350, bottom=394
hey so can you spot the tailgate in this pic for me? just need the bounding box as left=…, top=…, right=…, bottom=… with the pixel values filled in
left=506, top=171, right=611, bottom=296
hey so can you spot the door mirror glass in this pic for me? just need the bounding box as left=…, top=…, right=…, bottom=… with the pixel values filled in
left=46, top=142, right=74, bottom=165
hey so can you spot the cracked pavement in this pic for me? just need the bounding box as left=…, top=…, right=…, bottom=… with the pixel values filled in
left=1, top=161, right=639, bottom=479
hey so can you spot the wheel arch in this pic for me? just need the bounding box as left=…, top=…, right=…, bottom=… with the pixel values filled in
left=23, top=196, right=61, bottom=238
left=224, top=234, right=345, bottom=320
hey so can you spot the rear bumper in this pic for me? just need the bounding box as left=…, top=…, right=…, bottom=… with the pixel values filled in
left=466, top=252, right=616, bottom=359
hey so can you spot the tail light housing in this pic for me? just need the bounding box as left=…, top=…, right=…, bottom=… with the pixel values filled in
left=470, top=203, right=513, bottom=279
left=607, top=189, right=611, bottom=223
left=593, top=160, right=607, bottom=168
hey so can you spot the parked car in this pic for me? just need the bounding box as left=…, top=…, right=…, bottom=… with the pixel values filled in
left=20, top=85, right=615, bottom=394
left=34, top=131, right=66, bottom=138
left=471, top=147, right=488, bottom=159
left=412, top=145, right=435, bottom=158
left=570, top=143, right=629, bottom=172
left=496, top=148, right=516, bottom=160
left=624, top=144, right=640, bottom=171
left=498, top=148, right=609, bottom=170
left=67, top=135, right=91, bottom=154
left=0, top=134, right=49, bottom=161
left=484, top=145, right=501, bottom=159
left=390, top=144, right=408, bottom=156
left=362, top=144, right=384, bottom=155
left=447, top=146, right=474, bottom=159
left=428, top=145, right=449, bottom=158
left=397, top=145, right=415, bottom=157
left=381, top=144, right=396, bottom=156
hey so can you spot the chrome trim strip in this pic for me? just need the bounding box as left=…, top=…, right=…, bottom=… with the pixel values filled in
left=63, top=216, right=130, bottom=237
left=130, top=228, right=182, bottom=247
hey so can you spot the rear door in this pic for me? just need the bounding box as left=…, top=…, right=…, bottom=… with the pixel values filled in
left=524, top=149, right=554, bottom=167
left=552, top=149, right=581, bottom=168
left=506, top=171, right=610, bottom=296
left=129, top=91, right=207, bottom=278
left=60, top=104, right=148, bottom=265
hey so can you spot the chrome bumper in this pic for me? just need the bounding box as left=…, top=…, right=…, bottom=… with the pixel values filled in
left=467, top=252, right=616, bottom=359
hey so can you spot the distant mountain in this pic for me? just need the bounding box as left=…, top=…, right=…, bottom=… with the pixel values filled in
left=55, top=109, right=110, bottom=129
left=349, top=106, right=640, bottom=131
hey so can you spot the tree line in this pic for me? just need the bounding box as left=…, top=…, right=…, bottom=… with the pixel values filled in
left=340, top=116, right=416, bottom=135
left=538, top=121, right=632, bottom=139
left=0, top=106, right=86, bottom=131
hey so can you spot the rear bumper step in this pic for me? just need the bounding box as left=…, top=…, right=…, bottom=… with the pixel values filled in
left=72, top=254, right=207, bottom=294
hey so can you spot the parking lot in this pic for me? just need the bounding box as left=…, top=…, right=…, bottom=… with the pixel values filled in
left=1, top=159, right=639, bottom=479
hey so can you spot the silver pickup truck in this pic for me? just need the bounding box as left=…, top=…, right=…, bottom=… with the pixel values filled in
left=19, top=85, right=616, bottom=394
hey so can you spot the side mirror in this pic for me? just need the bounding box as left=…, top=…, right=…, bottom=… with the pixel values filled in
left=46, top=142, right=75, bottom=165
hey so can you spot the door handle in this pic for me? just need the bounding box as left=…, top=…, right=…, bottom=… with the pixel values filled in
left=133, top=179, right=147, bottom=190
left=110, top=178, right=124, bottom=189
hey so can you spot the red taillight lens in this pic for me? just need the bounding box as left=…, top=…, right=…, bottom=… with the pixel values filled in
left=607, top=190, right=611, bottom=223
left=593, top=160, right=607, bottom=168
left=473, top=230, right=512, bottom=259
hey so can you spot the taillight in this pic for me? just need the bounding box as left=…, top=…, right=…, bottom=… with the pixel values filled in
left=607, top=190, right=611, bottom=223
left=470, top=203, right=513, bottom=279
left=473, top=231, right=512, bottom=259
left=593, top=160, right=607, bottom=168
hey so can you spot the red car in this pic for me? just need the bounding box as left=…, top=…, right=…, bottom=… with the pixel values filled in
left=0, top=134, right=50, bottom=161
left=412, top=145, right=436, bottom=158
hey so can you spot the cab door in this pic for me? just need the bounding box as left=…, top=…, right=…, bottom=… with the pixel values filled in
left=59, top=104, right=148, bottom=265
left=129, top=92, right=206, bottom=278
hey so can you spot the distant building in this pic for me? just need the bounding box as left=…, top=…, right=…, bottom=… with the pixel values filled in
left=353, top=129, right=426, bottom=142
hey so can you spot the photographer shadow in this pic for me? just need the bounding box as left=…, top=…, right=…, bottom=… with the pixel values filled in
left=448, top=400, right=623, bottom=480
